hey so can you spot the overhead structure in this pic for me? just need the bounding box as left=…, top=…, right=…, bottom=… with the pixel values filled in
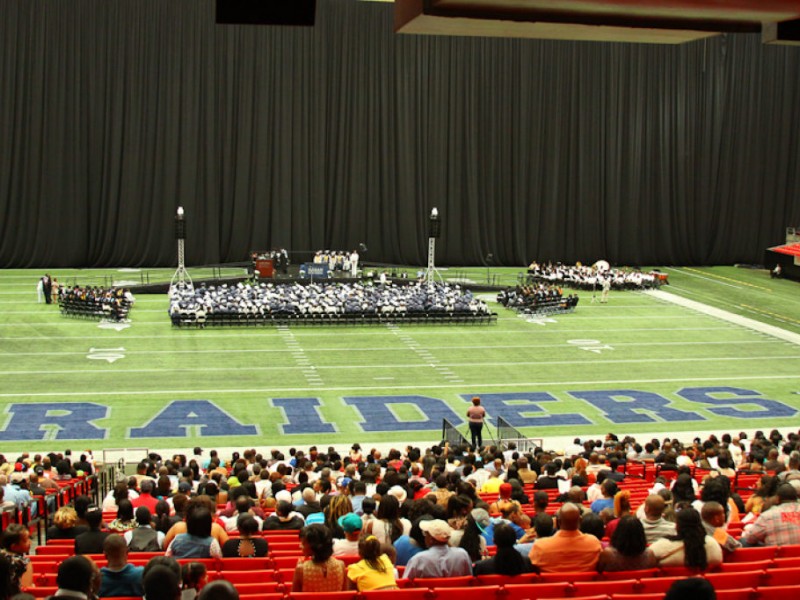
left=395, top=0, right=800, bottom=44
left=169, top=206, right=193, bottom=295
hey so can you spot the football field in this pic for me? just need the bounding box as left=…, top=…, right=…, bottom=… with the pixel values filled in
left=1, top=266, right=799, bottom=454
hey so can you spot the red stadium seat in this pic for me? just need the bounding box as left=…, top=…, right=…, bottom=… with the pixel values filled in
left=428, top=585, right=501, bottom=600
left=717, top=561, right=772, bottom=573
left=611, top=594, right=663, bottom=600
left=756, top=584, right=800, bottom=600
left=775, top=544, right=800, bottom=558
left=760, top=566, right=800, bottom=587
left=725, top=546, right=777, bottom=563
left=287, top=592, right=358, bottom=600
left=405, top=576, right=474, bottom=589
left=714, top=588, right=758, bottom=600
left=501, top=582, right=574, bottom=600
left=361, top=589, right=429, bottom=600
left=216, top=570, right=277, bottom=585
left=472, top=573, right=540, bottom=586
left=539, top=571, right=597, bottom=583
left=599, top=569, right=659, bottom=581
left=571, top=580, right=637, bottom=597
left=704, top=571, right=765, bottom=590
left=633, top=576, right=690, bottom=595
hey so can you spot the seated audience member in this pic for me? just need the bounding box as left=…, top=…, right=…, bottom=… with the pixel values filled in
left=53, top=555, right=101, bottom=600
left=402, top=520, right=472, bottom=580
left=292, top=524, right=347, bottom=592
left=603, top=490, right=632, bottom=539
left=333, top=513, right=363, bottom=557
left=534, top=463, right=562, bottom=490
left=0, top=524, right=33, bottom=595
left=222, top=514, right=269, bottom=557
left=164, top=497, right=229, bottom=548
left=597, top=516, right=656, bottom=572
left=580, top=512, right=606, bottom=545
left=99, top=535, right=145, bottom=598
left=394, top=515, right=432, bottom=567
left=530, top=503, right=602, bottom=572
left=133, top=479, right=160, bottom=512
left=297, top=487, right=323, bottom=520
left=474, top=522, right=535, bottom=576
left=107, top=498, right=137, bottom=532
left=74, top=505, right=109, bottom=555
left=744, top=475, right=778, bottom=519
left=590, top=480, right=618, bottom=514
left=701, top=501, right=741, bottom=553
left=457, top=510, right=489, bottom=562
left=639, top=494, right=676, bottom=544
left=346, top=535, right=399, bottom=591
left=650, top=507, right=722, bottom=570
left=102, top=481, right=138, bottom=512
left=515, top=512, right=555, bottom=558
left=165, top=506, right=222, bottom=558
left=197, top=580, right=238, bottom=600
left=181, top=562, right=208, bottom=600
left=363, top=495, right=410, bottom=545
left=143, top=564, right=182, bottom=600
left=263, top=500, right=305, bottom=531
left=125, top=506, right=165, bottom=551
left=47, top=506, right=88, bottom=541
left=741, top=482, right=800, bottom=546
left=222, top=495, right=263, bottom=533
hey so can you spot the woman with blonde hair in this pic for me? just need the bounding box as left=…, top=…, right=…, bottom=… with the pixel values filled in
left=47, top=506, right=87, bottom=540
left=346, top=536, right=398, bottom=591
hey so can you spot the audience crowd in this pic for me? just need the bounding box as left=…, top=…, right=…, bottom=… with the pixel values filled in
left=57, top=286, right=135, bottom=322
left=2, top=427, right=800, bottom=599
left=526, top=261, right=664, bottom=290
left=168, top=281, right=490, bottom=325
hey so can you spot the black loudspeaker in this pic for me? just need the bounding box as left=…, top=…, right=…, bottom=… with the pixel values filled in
left=216, top=0, right=316, bottom=26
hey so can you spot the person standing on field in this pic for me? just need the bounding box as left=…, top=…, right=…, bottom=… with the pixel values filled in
left=467, top=397, right=486, bottom=451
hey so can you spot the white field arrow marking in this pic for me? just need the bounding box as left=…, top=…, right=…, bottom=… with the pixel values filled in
left=87, top=347, right=126, bottom=363
left=567, top=339, right=614, bottom=354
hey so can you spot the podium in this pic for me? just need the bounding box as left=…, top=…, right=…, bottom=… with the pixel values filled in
left=255, top=259, right=274, bottom=278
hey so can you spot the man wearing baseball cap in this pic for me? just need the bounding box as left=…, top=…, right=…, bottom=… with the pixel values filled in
left=333, top=513, right=363, bottom=556
left=402, top=519, right=472, bottom=579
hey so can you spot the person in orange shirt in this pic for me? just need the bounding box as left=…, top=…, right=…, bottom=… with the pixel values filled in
left=529, top=503, right=601, bottom=572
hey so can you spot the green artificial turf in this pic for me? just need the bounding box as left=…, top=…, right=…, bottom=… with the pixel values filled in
left=0, top=265, right=798, bottom=452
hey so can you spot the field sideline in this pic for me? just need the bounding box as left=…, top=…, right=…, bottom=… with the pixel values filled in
left=1, top=266, right=799, bottom=455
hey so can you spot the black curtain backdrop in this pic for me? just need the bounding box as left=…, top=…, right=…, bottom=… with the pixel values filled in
left=1, top=0, right=799, bottom=268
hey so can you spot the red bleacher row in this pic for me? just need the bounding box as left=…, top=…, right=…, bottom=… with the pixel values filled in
left=27, top=532, right=800, bottom=600
left=12, top=460, right=777, bottom=599
left=2, top=473, right=96, bottom=544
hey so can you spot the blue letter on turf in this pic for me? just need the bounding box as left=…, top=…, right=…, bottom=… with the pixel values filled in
left=459, top=393, right=591, bottom=428
left=128, top=400, right=257, bottom=438
left=570, top=389, right=703, bottom=423
left=272, top=397, right=336, bottom=434
left=344, top=395, right=461, bottom=432
left=677, top=386, right=797, bottom=419
left=0, top=402, right=108, bottom=441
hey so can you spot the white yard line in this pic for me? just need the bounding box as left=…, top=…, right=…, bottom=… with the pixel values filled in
left=0, top=373, right=797, bottom=398
left=0, top=326, right=735, bottom=341
left=1, top=354, right=797, bottom=377
left=646, top=289, right=800, bottom=347
left=0, top=340, right=780, bottom=358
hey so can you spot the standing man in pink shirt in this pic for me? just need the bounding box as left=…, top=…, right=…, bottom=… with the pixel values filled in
left=466, top=396, right=487, bottom=451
